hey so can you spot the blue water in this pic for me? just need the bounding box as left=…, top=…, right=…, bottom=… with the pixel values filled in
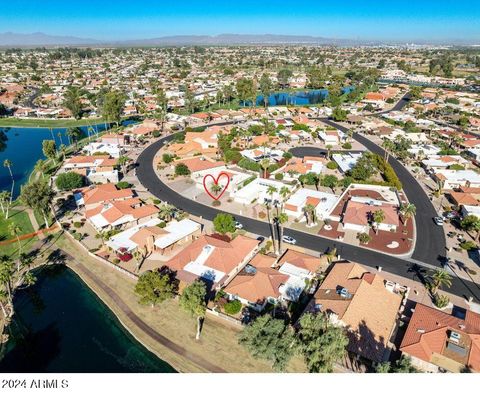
left=253, top=87, right=355, bottom=107
left=0, top=120, right=136, bottom=198
left=0, top=265, right=175, bottom=373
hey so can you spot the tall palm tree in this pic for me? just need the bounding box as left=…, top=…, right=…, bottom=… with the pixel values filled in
left=0, top=191, right=10, bottom=216
left=263, top=199, right=277, bottom=255
left=260, top=158, right=270, bottom=179
left=3, top=159, right=14, bottom=219
left=279, top=186, right=291, bottom=203
left=428, top=269, right=452, bottom=295
left=210, top=183, right=222, bottom=196
left=0, top=255, right=14, bottom=316
left=9, top=222, right=22, bottom=259
left=303, top=204, right=316, bottom=226
left=275, top=212, right=289, bottom=255
left=400, top=203, right=416, bottom=226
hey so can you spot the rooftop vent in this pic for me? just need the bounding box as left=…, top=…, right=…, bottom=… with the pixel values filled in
left=449, top=331, right=461, bottom=344
left=417, top=328, right=425, bottom=333
left=337, top=287, right=351, bottom=299
left=244, top=265, right=257, bottom=275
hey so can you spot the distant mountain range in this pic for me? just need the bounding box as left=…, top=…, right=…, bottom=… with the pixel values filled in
left=0, top=32, right=477, bottom=47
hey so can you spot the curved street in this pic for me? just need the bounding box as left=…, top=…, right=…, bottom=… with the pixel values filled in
left=136, top=131, right=480, bottom=302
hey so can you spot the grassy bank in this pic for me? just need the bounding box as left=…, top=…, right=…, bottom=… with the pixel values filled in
left=57, top=234, right=306, bottom=373
left=0, top=117, right=106, bottom=128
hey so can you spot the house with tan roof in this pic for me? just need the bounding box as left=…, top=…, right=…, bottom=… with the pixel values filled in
left=434, top=169, right=480, bottom=190
left=74, top=183, right=134, bottom=210
left=400, top=303, right=480, bottom=373
left=86, top=198, right=159, bottom=230
left=273, top=156, right=325, bottom=179
left=284, top=188, right=339, bottom=221
left=166, top=234, right=259, bottom=287
left=305, top=261, right=403, bottom=363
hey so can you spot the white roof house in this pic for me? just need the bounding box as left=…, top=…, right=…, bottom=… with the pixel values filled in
left=83, top=142, right=122, bottom=158
left=191, top=166, right=251, bottom=190
left=240, top=147, right=284, bottom=163
left=284, top=188, right=339, bottom=220
left=277, top=261, right=315, bottom=302
left=422, top=155, right=468, bottom=171
left=461, top=205, right=480, bottom=219
left=233, top=178, right=293, bottom=205
left=318, top=129, right=345, bottom=145
left=435, top=169, right=480, bottom=190
left=106, top=218, right=161, bottom=252
left=408, top=144, right=441, bottom=158
left=332, top=153, right=363, bottom=173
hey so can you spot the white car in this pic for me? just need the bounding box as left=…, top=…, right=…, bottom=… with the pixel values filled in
left=282, top=235, right=296, bottom=245
left=433, top=216, right=444, bottom=226
left=235, top=221, right=243, bottom=230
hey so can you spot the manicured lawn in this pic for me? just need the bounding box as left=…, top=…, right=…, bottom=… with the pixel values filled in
left=0, top=209, right=37, bottom=257
left=0, top=117, right=106, bottom=128
left=0, top=209, right=34, bottom=241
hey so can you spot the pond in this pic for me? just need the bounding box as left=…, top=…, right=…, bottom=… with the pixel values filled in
left=0, top=265, right=175, bottom=373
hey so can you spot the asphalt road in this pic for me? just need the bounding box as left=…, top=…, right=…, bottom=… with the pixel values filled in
left=136, top=133, right=480, bottom=302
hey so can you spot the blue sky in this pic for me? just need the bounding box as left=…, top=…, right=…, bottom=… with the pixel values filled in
left=1, top=0, right=479, bottom=42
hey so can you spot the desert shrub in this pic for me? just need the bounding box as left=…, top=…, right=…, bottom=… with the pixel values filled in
left=434, top=294, right=450, bottom=309
left=275, top=173, right=284, bottom=180
left=157, top=221, right=167, bottom=228
left=162, top=153, right=174, bottom=164
left=117, top=181, right=132, bottom=189
left=73, top=221, right=83, bottom=229
left=342, top=142, right=352, bottom=150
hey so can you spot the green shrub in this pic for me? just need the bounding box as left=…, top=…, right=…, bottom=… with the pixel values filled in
left=113, top=258, right=121, bottom=264
left=224, top=149, right=242, bottom=164
left=238, top=157, right=261, bottom=172
left=224, top=300, right=242, bottom=315
left=342, top=142, right=352, bottom=150
left=162, top=153, right=174, bottom=164
left=152, top=130, right=161, bottom=138
left=274, top=173, right=284, bottom=180
left=175, top=163, right=191, bottom=176
left=157, top=221, right=167, bottom=228
left=434, top=294, right=450, bottom=309
left=117, top=181, right=132, bottom=189
left=56, top=171, right=85, bottom=191
left=73, top=221, right=83, bottom=229
left=460, top=241, right=477, bottom=251
left=326, top=161, right=338, bottom=170
left=282, top=151, right=293, bottom=160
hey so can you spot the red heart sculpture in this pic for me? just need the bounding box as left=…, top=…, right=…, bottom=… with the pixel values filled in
left=203, top=172, right=230, bottom=200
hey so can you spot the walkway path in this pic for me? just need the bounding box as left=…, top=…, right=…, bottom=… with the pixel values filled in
left=62, top=249, right=226, bottom=373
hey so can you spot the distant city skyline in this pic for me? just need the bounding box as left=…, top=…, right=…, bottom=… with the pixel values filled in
left=1, top=0, right=479, bottom=43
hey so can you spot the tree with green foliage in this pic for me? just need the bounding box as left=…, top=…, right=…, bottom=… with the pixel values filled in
left=174, top=163, right=191, bottom=176
left=357, top=232, right=371, bottom=244
left=42, top=140, right=57, bottom=160
left=391, top=356, right=418, bottom=373
left=331, top=107, right=347, bottom=122
left=371, top=209, right=385, bottom=235
left=224, top=299, right=242, bottom=315
left=162, top=153, right=174, bottom=164
left=277, top=69, right=293, bottom=89
left=238, top=315, right=295, bottom=371
left=66, top=127, right=82, bottom=151
left=428, top=269, right=452, bottom=296
left=63, top=86, right=83, bottom=119
left=460, top=215, right=480, bottom=241
left=213, top=213, right=236, bottom=236
left=296, top=312, right=348, bottom=373
left=259, top=73, right=273, bottom=109
left=55, top=171, right=85, bottom=191
left=179, top=280, right=207, bottom=340
left=134, top=268, right=177, bottom=307
left=236, top=78, right=256, bottom=107
left=400, top=203, right=416, bottom=226
left=19, top=180, right=55, bottom=229
left=321, top=175, right=338, bottom=193
left=101, top=90, right=126, bottom=125
left=2, top=159, right=14, bottom=219
left=348, top=152, right=377, bottom=181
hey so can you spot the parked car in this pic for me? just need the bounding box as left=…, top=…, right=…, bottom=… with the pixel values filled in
left=282, top=235, right=297, bottom=245
left=234, top=221, right=243, bottom=230
left=444, top=211, right=459, bottom=220
left=433, top=216, right=444, bottom=226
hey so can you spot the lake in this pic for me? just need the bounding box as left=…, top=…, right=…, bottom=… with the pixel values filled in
left=0, top=265, right=175, bottom=373
left=0, top=120, right=136, bottom=198
left=253, top=87, right=355, bottom=107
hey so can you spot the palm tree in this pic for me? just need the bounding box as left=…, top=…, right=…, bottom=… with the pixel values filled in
left=210, top=183, right=222, bottom=196
left=3, top=159, right=14, bottom=219
left=0, top=255, right=14, bottom=316
left=400, top=203, right=416, bottom=226
left=382, top=138, right=394, bottom=162
left=9, top=222, right=22, bottom=258
left=326, top=145, right=333, bottom=159
left=260, top=158, right=270, bottom=179
left=0, top=190, right=10, bottom=216
left=263, top=199, right=278, bottom=255
left=275, top=212, right=289, bottom=255
left=371, top=210, right=385, bottom=235
left=157, top=203, right=175, bottom=222
left=303, top=204, right=316, bottom=226
left=35, top=159, right=47, bottom=179
left=428, top=269, right=452, bottom=295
